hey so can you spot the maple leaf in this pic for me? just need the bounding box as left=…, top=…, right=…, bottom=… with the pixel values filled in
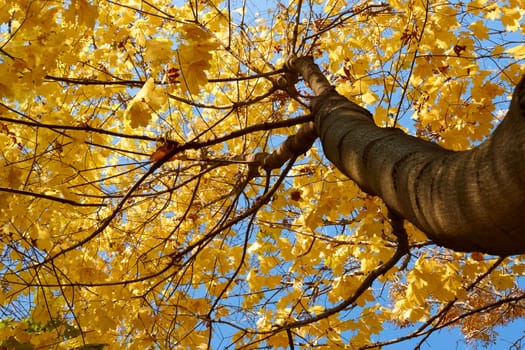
left=506, top=45, right=525, bottom=60
left=500, top=7, right=522, bottom=31
left=6, top=166, right=23, bottom=188
left=124, top=78, right=166, bottom=128
left=469, top=21, right=489, bottom=40
left=176, top=24, right=219, bottom=95
left=64, top=0, right=98, bottom=29
left=144, top=37, right=173, bottom=64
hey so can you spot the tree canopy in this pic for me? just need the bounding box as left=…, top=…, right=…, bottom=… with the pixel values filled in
left=0, top=0, right=524, bottom=349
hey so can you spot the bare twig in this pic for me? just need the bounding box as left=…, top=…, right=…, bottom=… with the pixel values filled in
left=0, top=186, right=105, bottom=207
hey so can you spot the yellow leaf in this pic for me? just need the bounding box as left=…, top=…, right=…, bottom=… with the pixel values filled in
left=177, top=44, right=214, bottom=95
left=0, top=3, right=11, bottom=23
left=484, top=3, right=502, bottom=20
left=32, top=303, right=52, bottom=324
left=501, top=7, right=522, bottom=31
left=6, top=166, right=23, bottom=188
left=96, top=312, right=118, bottom=332
left=182, top=23, right=219, bottom=50
left=124, top=78, right=166, bottom=128
left=361, top=91, right=378, bottom=106
left=179, top=60, right=210, bottom=95
left=258, top=255, right=279, bottom=274
left=469, top=20, right=489, bottom=40
left=125, top=101, right=151, bottom=129
left=176, top=24, right=219, bottom=95
left=64, top=0, right=98, bottom=28
left=404, top=306, right=428, bottom=323
left=506, top=44, right=525, bottom=60
left=144, top=37, right=173, bottom=64
left=492, top=45, right=505, bottom=56
left=466, top=0, right=488, bottom=14
left=308, top=305, right=325, bottom=314
left=492, top=271, right=515, bottom=290
left=215, top=306, right=229, bottom=318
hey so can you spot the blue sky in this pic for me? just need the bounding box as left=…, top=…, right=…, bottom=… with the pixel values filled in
left=381, top=319, right=525, bottom=349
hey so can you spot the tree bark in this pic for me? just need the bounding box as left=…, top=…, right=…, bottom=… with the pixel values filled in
left=288, top=56, right=525, bottom=256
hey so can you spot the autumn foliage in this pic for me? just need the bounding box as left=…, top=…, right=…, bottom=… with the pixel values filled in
left=0, top=0, right=524, bottom=349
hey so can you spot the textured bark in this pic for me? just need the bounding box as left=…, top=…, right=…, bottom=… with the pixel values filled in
left=288, top=56, right=525, bottom=256
left=261, top=121, right=317, bottom=171
left=242, top=121, right=316, bottom=178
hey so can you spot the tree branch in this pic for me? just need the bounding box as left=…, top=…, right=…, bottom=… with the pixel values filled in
left=287, top=55, right=525, bottom=255
left=0, top=187, right=105, bottom=207
left=264, top=215, right=408, bottom=332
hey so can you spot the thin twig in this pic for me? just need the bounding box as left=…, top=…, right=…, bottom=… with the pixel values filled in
left=0, top=187, right=105, bottom=207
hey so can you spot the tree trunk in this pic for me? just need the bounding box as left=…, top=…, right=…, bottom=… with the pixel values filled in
left=288, top=56, right=525, bottom=256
